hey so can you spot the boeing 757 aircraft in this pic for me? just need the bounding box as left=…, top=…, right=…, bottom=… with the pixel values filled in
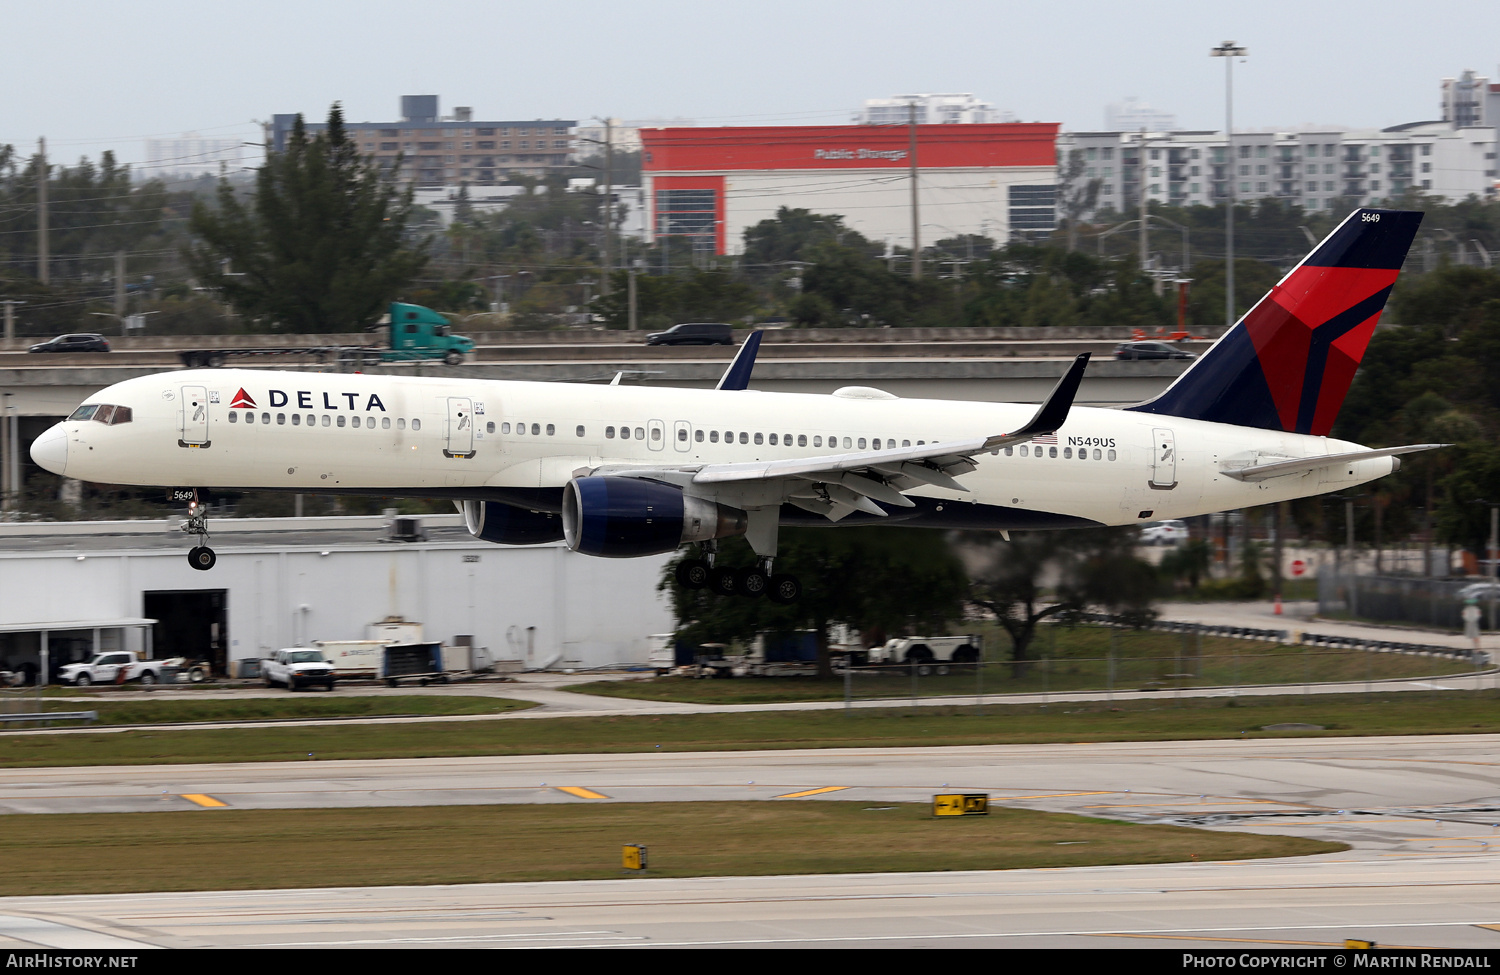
left=31, top=207, right=1437, bottom=603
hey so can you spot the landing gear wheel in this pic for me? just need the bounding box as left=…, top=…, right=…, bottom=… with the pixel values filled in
left=768, top=574, right=801, bottom=604
left=187, top=546, right=216, bottom=571
left=676, top=559, right=710, bottom=590
left=708, top=566, right=738, bottom=597
left=735, top=566, right=768, bottom=598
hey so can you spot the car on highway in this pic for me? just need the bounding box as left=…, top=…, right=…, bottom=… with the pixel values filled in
left=645, top=322, right=735, bottom=346
left=27, top=333, right=111, bottom=353
left=1140, top=519, right=1189, bottom=545
left=1113, top=340, right=1192, bottom=361
left=1457, top=581, right=1500, bottom=602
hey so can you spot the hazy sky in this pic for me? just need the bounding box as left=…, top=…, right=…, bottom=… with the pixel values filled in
left=6, top=0, right=1498, bottom=174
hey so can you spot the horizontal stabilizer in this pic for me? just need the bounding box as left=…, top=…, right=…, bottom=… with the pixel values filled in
left=1220, top=443, right=1447, bottom=482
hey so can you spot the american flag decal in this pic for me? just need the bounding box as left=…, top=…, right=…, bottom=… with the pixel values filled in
left=1032, top=433, right=1058, bottom=445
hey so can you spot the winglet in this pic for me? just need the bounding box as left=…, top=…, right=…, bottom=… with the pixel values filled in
left=985, top=353, right=1090, bottom=449
left=715, top=330, right=764, bottom=391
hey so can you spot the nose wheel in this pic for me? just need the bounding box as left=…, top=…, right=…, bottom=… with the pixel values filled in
left=181, top=493, right=216, bottom=571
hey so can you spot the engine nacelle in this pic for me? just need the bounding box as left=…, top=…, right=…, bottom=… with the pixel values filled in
left=462, top=500, right=565, bottom=545
left=561, top=476, right=746, bottom=558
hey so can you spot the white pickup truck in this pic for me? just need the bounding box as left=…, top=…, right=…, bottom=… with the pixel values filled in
left=864, top=635, right=984, bottom=675
left=261, top=649, right=336, bottom=691
left=59, top=651, right=168, bottom=686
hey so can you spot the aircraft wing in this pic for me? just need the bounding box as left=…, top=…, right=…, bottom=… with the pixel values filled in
left=683, top=353, right=1090, bottom=520
left=1219, top=443, right=1446, bottom=482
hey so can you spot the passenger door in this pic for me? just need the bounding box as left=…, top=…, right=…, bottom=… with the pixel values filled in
left=1150, top=427, right=1177, bottom=489
left=179, top=385, right=209, bottom=446
left=444, top=397, right=475, bottom=458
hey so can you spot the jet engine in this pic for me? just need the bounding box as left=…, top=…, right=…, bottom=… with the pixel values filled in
left=561, top=476, right=747, bottom=558
left=461, top=500, right=566, bottom=545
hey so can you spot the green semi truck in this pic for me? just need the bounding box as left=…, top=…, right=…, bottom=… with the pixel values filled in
left=179, top=302, right=475, bottom=368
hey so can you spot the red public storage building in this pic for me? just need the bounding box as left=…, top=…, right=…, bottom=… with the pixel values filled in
left=640, top=123, right=1059, bottom=256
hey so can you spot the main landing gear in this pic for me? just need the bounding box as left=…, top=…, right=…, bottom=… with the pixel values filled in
left=181, top=495, right=216, bottom=571
left=674, top=525, right=802, bottom=604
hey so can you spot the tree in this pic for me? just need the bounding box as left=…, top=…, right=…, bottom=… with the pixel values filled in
left=185, top=105, right=428, bottom=332
left=966, top=528, right=1157, bottom=673
left=661, top=528, right=969, bottom=678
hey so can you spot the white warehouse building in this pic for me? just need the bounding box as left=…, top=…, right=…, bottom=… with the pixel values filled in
left=0, top=514, right=673, bottom=684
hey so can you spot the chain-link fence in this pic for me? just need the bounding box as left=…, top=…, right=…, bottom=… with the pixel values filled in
left=1318, top=569, right=1498, bottom=629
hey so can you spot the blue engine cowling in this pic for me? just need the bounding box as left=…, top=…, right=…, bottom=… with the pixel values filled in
left=462, top=500, right=565, bottom=545
left=561, top=476, right=746, bottom=558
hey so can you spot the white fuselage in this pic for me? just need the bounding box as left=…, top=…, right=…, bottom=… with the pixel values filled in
left=35, top=368, right=1396, bottom=527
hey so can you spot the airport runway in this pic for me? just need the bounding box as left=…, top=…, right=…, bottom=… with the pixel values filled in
left=2, top=736, right=1500, bottom=948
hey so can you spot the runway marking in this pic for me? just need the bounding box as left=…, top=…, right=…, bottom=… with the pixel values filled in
left=181, top=794, right=227, bottom=808
left=554, top=787, right=609, bottom=800
left=0, top=915, right=159, bottom=950
left=774, top=787, right=848, bottom=799
left=995, top=791, right=1114, bottom=800
left=1088, top=932, right=1435, bottom=949
left=1473, top=924, right=1500, bottom=933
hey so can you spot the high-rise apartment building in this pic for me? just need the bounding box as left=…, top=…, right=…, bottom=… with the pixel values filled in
left=857, top=93, right=1014, bottom=126
left=142, top=133, right=245, bottom=178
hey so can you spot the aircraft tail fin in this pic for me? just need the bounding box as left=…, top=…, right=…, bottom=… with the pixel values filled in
left=1126, top=207, right=1423, bottom=435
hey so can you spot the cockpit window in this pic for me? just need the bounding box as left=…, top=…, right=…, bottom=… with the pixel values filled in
left=69, top=404, right=133, bottom=425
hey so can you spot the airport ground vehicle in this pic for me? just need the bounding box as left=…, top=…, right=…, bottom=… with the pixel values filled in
left=261, top=648, right=336, bottom=690
left=864, top=635, right=984, bottom=674
left=28, top=334, right=110, bottom=353
left=59, top=651, right=166, bottom=686
left=645, top=322, right=735, bottom=346
left=178, top=302, right=474, bottom=367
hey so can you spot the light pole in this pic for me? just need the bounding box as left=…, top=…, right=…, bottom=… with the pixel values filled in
left=1212, top=40, right=1247, bottom=327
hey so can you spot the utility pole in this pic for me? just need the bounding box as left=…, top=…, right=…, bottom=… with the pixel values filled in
left=1, top=300, right=24, bottom=343
left=1211, top=41, right=1247, bottom=327
left=627, top=262, right=638, bottom=331
left=36, top=137, right=49, bottom=285
left=0, top=393, right=9, bottom=516
left=601, top=118, right=614, bottom=296
left=1138, top=129, right=1150, bottom=287
left=114, top=251, right=127, bottom=322
left=909, top=102, right=921, bottom=280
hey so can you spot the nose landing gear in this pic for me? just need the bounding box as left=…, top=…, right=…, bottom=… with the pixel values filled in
left=181, top=494, right=216, bottom=571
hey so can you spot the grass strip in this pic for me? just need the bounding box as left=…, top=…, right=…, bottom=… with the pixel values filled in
left=12, top=695, right=537, bottom=726
left=0, top=691, right=1497, bottom=768
left=0, top=802, right=1343, bottom=896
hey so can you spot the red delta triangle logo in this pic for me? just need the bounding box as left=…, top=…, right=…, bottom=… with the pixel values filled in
left=229, top=388, right=256, bottom=409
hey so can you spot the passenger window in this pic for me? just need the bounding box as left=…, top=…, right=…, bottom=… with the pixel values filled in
left=1004, top=446, right=1012, bottom=455
left=902, top=440, right=910, bottom=447
left=738, top=432, right=747, bottom=444
left=229, top=411, right=239, bottom=423
left=1107, top=449, right=1117, bottom=461
left=1091, top=449, right=1100, bottom=460
left=813, top=436, right=822, bottom=447
left=606, top=426, right=615, bottom=438
left=619, top=427, right=628, bottom=440
left=337, top=416, right=346, bottom=427
left=754, top=433, right=764, bottom=445
left=533, top=423, right=542, bottom=436
left=710, top=431, right=719, bottom=443
left=292, top=414, right=300, bottom=426
left=485, top=421, right=494, bottom=433
left=502, top=422, right=511, bottom=434
left=412, top=419, right=421, bottom=431
left=261, top=413, right=270, bottom=424
left=545, top=423, right=555, bottom=436
left=576, top=425, right=585, bottom=437
left=246, top=412, right=256, bottom=424
left=724, top=431, right=732, bottom=442
left=651, top=427, right=661, bottom=442
left=798, top=435, right=807, bottom=446
left=1019, top=445, right=1028, bottom=457
left=842, top=437, right=851, bottom=449
left=679, top=428, right=688, bottom=441
left=637, top=427, right=646, bottom=440
left=1064, top=447, right=1072, bottom=459
left=384, top=418, right=391, bottom=429
left=397, top=418, right=406, bottom=430
left=1048, top=446, right=1057, bottom=458
left=695, top=430, right=704, bottom=442
left=768, top=433, right=777, bottom=445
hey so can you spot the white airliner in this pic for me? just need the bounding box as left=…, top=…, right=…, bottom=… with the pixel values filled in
left=31, top=208, right=1437, bottom=602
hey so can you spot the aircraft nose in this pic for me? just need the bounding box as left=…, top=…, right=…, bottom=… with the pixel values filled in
left=30, top=423, right=68, bottom=476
